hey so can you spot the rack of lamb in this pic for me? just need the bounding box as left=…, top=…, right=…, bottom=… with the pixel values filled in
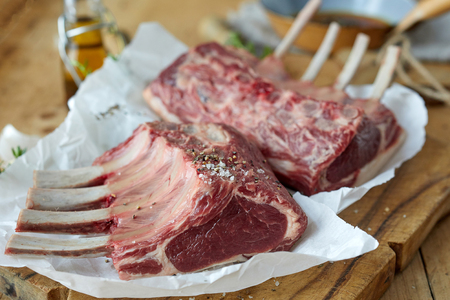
left=144, top=0, right=405, bottom=195
left=6, top=122, right=307, bottom=280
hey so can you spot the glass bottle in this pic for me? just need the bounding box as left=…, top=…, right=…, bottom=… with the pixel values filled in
left=59, top=0, right=124, bottom=103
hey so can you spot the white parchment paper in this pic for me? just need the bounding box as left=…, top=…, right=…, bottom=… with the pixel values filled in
left=0, top=22, right=426, bottom=298
left=0, top=125, right=40, bottom=168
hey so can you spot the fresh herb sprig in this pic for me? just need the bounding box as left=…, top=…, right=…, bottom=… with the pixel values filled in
left=71, top=60, right=93, bottom=77
left=12, top=146, right=26, bottom=159
left=226, top=32, right=273, bottom=59
left=108, top=53, right=119, bottom=61
left=0, top=146, right=27, bottom=174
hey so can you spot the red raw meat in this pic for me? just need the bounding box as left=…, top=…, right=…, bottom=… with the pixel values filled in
left=6, top=122, right=307, bottom=280
left=145, top=42, right=388, bottom=195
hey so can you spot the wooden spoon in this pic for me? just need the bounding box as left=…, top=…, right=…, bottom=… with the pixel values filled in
left=394, top=0, right=450, bottom=34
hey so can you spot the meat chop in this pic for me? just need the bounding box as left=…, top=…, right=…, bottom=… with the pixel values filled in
left=6, top=122, right=308, bottom=280
left=144, top=42, right=402, bottom=195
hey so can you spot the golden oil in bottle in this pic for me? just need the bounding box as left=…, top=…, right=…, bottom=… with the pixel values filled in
left=62, top=0, right=108, bottom=102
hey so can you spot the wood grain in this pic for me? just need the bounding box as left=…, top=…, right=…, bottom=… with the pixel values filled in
left=380, top=252, right=433, bottom=300
left=0, top=0, right=67, bottom=136
left=0, top=267, right=68, bottom=300
left=421, top=214, right=450, bottom=299
left=61, top=245, right=394, bottom=300
left=338, top=136, right=450, bottom=272
left=2, top=1, right=450, bottom=300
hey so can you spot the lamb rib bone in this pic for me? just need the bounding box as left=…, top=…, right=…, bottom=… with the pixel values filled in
left=301, top=22, right=340, bottom=82
left=145, top=42, right=399, bottom=195
left=274, top=0, right=322, bottom=59
left=7, top=122, right=308, bottom=280
left=27, top=185, right=110, bottom=211
left=6, top=235, right=111, bottom=257
left=34, top=127, right=151, bottom=189
left=333, top=33, right=370, bottom=90
left=370, top=45, right=401, bottom=101
left=257, top=29, right=369, bottom=97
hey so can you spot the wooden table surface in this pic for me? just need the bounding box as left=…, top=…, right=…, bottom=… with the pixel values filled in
left=1, top=0, right=450, bottom=299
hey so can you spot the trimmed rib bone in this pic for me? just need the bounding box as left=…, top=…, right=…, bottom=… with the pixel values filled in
left=34, top=128, right=151, bottom=189
left=5, top=235, right=111, bottom=257
left=34, top=166, right=104, bottom=189
left=27, top=186, right=110, bottom=211
left=301, top=22, right=340, bottom=82
left=370, top=46, right=401, bottom=101
left=16, top=208, right=113, bottom=234
left=333, top=33, right=370, bottom=90
left=274, top=0, right=322, bottom=58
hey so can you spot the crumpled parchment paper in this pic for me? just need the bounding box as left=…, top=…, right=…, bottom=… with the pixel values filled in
left=0, top=22, right=425, bottom=298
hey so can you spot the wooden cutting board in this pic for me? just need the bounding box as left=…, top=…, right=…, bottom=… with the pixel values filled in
left=1, top=55, right=450, bottom=299
left=2, top=130, right=449, bottom=300
left=1, top=1, right=450, bottom=298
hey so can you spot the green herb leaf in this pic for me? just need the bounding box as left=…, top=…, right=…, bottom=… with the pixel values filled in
left=71, top=60, right=93, bottom=77
left=108, top=53, right=119, bottom=61
left=261, top=46, right=274, bottom=59
left=11, top=146, right=26, bottom=159
left=245, top=41, right=255, bottom=55
left=226, top=32, right=246, bottom=49
left=226, top=32, right=273, bottom=59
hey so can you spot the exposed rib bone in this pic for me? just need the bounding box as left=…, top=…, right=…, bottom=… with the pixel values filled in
left=16, top=208, right=113, bottom=234
left=301, top=22, right=340, bottom=82
left=34, top=128, right=151, bottom=189
left=333, top=33, right=370, bottom=90
left=26, top=186, right=111, bottom=211
left=7, top=123, right=309, bottom=280
left=5, top=235, right=111, bottom=257
left=274, top=0, right=322, bottom=59
left=34, top=166, right=104, bottom=189
left=370, top=46, right=401, bottom=101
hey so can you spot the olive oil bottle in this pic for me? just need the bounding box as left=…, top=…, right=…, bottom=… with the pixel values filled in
left=61, top=0, right=109, bottom=102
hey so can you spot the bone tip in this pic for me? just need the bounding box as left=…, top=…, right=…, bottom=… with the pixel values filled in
left=4, top=237, right=16, bottom=255
left=387, top=45, right=401, bottom=58
left=329, top=21, right=340, bottom=31
left=33, top=170, right=38, bottom=188
left=25, top=192, right=35, bottom=209
left=293, top=0, right=322, bottom=19
left=310, top=0, right=322, bottom=9
left=15, top=210, right=27, bottom=232
left=356, top=32, right=370, bottom=44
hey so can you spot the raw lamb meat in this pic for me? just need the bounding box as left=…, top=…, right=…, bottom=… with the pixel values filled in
left=256, top=26, right=406, bottom=186
left=6, top=122, right=307, bottom=280
left=144, top=41, right=403, bottom=195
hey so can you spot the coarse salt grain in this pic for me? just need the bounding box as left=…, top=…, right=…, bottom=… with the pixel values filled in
left=257, top=169, right=265, bottom=174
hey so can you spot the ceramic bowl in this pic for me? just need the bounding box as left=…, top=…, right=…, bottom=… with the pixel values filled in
left=261, top=0, right=415, bottom=52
